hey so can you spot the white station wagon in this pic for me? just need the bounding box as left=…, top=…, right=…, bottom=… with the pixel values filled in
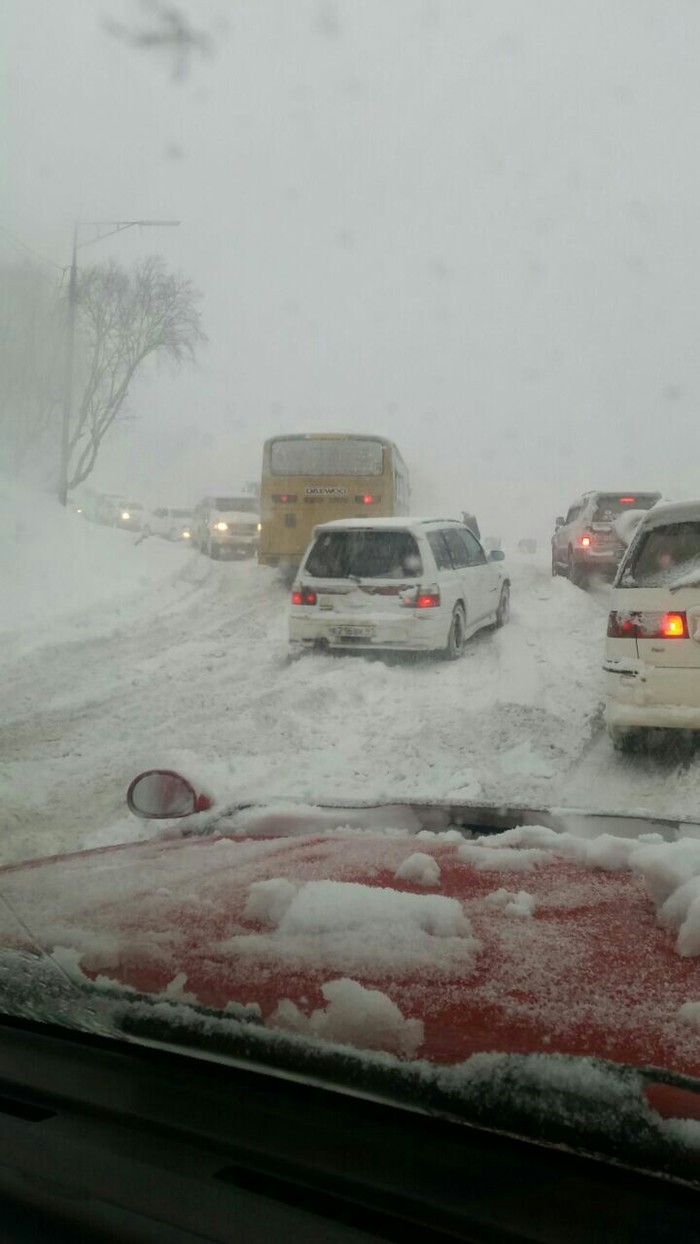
left=605, top=499, right=700, bottom=748
left=289, top=517, right=510, bottom=659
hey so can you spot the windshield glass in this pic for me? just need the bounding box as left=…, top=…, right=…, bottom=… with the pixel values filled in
left=5, top=0, right=700, bottom=1188
left=305, top=529, right=422, bottom=578
left=270, top=438, right=384, bottom=476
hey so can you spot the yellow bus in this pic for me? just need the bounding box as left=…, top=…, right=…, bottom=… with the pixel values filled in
left=259, top=433, right=410, bottom=573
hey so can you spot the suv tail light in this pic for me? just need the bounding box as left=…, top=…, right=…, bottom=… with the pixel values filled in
left=291, top=587, right=317, bottom=606
left=402, top=584, right=441, bottom=608
left=579, top=534, right=592, bottom=548
left=607, top=610, right=688, bottom=639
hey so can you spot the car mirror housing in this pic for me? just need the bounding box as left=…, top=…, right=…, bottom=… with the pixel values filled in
left=127, top=770, right=211, bottom=819
left=489, top=549, right=506, bottom=562
left=555, top=516, right=565, bottom=529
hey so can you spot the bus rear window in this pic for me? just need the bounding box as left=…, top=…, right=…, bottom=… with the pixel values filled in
left=305, top=531, right=422, bottom=579
left=270, top=439, right=384, bottom=477
left=215, top=497, right=257, bottom=513
left=593, top=494, right=660, bottom=522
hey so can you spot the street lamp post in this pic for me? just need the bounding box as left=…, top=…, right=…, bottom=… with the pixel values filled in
left=58, top=219, right=180, bottom=507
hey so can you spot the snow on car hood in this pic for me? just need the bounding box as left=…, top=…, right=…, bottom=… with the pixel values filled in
left=0, top=824, right=699, bottom=1075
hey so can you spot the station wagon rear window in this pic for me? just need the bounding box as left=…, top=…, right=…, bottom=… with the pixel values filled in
left=305, top=531, right=423, bottom=579
left=270, top=439, right=384, bottom=476
left=621, top=521, right=700, bottom=587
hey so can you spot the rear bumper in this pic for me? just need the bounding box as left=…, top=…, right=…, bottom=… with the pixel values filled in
left=605, top=664, right=700, bottom=729
left=211, top=533, right=258, bottom=550
left=289, top=608, right=447, bottom=652
left=574, top=549, right=621, bottom=572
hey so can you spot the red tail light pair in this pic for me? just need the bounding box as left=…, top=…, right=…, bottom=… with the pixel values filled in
left=291, top=587, right=317, bottom=606
left=607, top=611, right=688, bottom=639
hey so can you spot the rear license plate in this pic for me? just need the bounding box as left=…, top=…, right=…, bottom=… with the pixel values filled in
left=330, top=625, right=375, bottom=639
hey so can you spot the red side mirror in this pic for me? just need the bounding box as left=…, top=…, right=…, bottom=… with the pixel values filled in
left=127, top=770, right=212, bottom=819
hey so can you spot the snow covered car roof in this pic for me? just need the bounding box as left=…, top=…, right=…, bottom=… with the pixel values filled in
left=635, top=499, right=700, bottom=529
left=1, top=821, right=699, bottom=1080
left=312, top=517, right=465, bottom=533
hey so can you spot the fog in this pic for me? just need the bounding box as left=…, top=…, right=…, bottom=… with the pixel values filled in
left=4, top=0, right=700, bottom=537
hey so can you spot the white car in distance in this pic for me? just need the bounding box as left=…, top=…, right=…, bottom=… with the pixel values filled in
left=289, top=517, right=510, bottom=659
left=146, top=508, right=194, bottom=542
left=605, top=499, right=700, bottom=749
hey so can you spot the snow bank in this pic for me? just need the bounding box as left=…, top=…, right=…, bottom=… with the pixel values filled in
left=0, top=476, right=195, bottom=651
left=269, top=978, right=424, bottom=1058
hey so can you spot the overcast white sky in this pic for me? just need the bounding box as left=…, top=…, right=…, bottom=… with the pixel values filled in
left=4, top=0, right=700, bottom=531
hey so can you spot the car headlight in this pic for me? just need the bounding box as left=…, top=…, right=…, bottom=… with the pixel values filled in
left=256, top=522, right=262, bottom=533
left=213, top=521, right=229, bottom=532
left=121, top=511, right=130, bottom=521
left=182, top=530, right=191, bottom=539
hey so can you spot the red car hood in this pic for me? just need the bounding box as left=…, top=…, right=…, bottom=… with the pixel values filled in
left=0, top=822, right=699, bottom=1079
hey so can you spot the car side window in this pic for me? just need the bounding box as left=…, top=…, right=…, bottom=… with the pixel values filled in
left=442, top=528, right=470, bottom=569
left=426, top=530, right=453, bottom=570
left=462, top=528, right=487, bottom=566
left=565, top=504, right=580, bottom=524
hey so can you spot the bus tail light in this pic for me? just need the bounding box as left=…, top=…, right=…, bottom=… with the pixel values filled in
left=273, top=494, right=298, bottom=504
left=355, top=494, right=381, bottom=505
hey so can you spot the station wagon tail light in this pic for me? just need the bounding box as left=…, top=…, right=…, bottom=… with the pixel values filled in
left=402, top=584, right=441, bottom=608
left=291, top=587, right=317, bottom=606
left=607, top=610, right=688, bottom=639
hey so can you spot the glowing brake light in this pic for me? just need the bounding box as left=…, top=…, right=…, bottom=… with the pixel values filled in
left=291, top=587, right=317, bottom=606
left=273, top=494, right=297, bottom=504
left=607, top=610, right=688, bottom=639
left=660, top=612, right=687, bottom=638
left=619, top=497, right=636, bottom=504
left=355, top=494, right=381, bottom=505
left=580, top=535, right=592, bottom=548
left=402, top=584, right=441, bottom=608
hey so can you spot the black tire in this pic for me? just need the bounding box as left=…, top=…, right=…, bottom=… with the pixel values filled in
left=568, top=549, right=587, bottom=589
left=208, top=539, right=220, bottom=560
left=608, top=727, right=638, bottom=753
left=551, top=549, right=560, bottom=576
left=495, top=583, right=510, bottom=628
left=443, top=606, right=466, bottom=660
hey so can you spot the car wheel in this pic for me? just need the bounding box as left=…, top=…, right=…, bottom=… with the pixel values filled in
left=567, top=549, right=587, bottom=589
left=551, top=549, right=560, bottom=576
left=495, top=583, right=510, bottom=628
left=443, top=606, right=466, bottom=660
left=608, top=726, right=638, bottom=753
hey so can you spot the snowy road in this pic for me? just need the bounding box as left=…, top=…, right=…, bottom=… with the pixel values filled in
left=2, top=543, right=700, bottom=865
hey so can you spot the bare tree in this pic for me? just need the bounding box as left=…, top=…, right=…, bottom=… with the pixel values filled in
left=0, top=263, right=65, bottom=474
left=67, top=255, right=204, bottom=489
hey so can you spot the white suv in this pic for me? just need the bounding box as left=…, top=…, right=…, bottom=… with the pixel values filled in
left=289, top=517, right=510, bottom=658
left=605, top=499, right=700, bottom=748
